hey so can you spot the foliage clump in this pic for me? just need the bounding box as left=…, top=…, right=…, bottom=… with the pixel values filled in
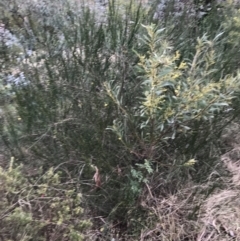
left=0, top=158, right=91, bottom=241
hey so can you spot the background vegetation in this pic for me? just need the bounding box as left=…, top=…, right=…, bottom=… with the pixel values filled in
left=1, top=0, right=240, bottom=240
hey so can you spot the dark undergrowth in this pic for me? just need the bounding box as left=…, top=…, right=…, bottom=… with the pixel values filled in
left=1, top=0, right=240, bottom=240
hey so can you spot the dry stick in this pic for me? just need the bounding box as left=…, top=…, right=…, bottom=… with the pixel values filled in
left=145, top=183, right=154, bottom=199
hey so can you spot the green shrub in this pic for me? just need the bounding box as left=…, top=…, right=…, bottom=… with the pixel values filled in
left=105, top=23, right=240, bottom=176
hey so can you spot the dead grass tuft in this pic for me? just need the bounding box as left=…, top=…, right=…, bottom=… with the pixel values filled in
left=135, top=123, right=240, bottom=240
left=198, top=124, right=240, bottom=241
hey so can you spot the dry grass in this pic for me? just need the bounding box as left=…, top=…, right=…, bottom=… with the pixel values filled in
left=118, top=122, right=240, bottom=241
left=198, top=145, right=240, bottom=241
